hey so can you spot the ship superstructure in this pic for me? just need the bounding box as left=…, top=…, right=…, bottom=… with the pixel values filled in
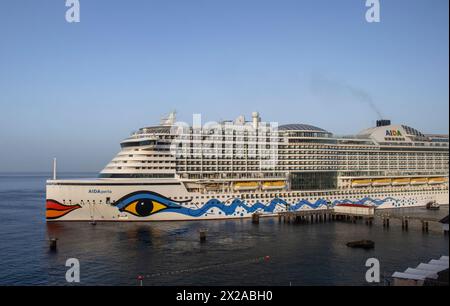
left=46, top=112, right=448, bottom=221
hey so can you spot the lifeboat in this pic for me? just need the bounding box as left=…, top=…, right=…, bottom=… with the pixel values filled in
left=372, top=178, right=392, bottom=187
left=205, top=184, right=221, bottom=191
left=392, top=178, right=410, bottom=186
left=262, top=181, right=286, bottom=190
left=233, top=181, right=259, bottom=191
left=351, top=179, right=372, bottom=187
left=410, top=178, right=428, bottom=185
left=428, top=177, right=447, bottom=185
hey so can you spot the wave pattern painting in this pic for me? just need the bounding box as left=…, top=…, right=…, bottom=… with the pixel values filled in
left=165, top=197, right=397, bottom=217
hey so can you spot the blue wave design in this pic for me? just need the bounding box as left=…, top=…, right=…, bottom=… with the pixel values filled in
left=165, top=198, right=285, bottom=217
left=331, top=197, right=397, bottom=206
left=165, top=197, right=397, bottom=217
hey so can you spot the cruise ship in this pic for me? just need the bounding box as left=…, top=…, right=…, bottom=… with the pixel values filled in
left=46, top=112, right=449, bottom=221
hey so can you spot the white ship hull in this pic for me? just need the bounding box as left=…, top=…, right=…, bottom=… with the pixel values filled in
left=46, top=179, right=449, bottom=221
left=45, top=113, right=449, bottom=222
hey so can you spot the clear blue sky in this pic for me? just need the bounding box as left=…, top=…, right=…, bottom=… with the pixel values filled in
left=0, top=0, right=448, bottom=172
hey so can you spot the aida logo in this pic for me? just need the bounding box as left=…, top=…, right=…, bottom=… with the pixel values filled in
left=88, top=189, right=112, bottom=194
left=386, top=130, right=402, bottom=137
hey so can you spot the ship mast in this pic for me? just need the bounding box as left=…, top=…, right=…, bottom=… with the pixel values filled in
left=52, top=158, right=57, bottom=180
left=160, top=110, right=176, bottom=126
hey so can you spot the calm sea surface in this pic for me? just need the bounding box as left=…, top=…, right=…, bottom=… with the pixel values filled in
left=0, top=173, right=448, bottom=286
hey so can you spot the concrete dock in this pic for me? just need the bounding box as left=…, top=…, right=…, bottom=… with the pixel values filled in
left=276, top=207, right=375, bottom=225
left=268, top=205, right=445, bottom=233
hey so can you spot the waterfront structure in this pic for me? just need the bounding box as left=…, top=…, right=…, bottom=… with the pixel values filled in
left=46, top=112, right=449, bottom=221
left=392, top=256, right=449, bottom=286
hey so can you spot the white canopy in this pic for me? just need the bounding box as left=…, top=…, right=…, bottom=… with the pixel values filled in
left=428, top=259, right=449, bottom=268
left=392, top=272, right=426, bottom=281
left=392, top=255, right=449, bottom=281
left=404, top=268, right=438, bottom=279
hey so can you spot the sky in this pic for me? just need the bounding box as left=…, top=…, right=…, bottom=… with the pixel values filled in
left=0, top=0, right=448, bottom=172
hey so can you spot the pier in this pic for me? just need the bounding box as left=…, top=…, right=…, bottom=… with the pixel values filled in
left=272, top=206, right=445, bottom=233
left=278, top=208, right=333, bottom=224
left=276, top=208, right=375, bottom=225
left=377, top=213, right=440, bottom=232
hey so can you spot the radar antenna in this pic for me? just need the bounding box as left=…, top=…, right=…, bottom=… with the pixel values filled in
left=160, top=110, right=176, bottom=126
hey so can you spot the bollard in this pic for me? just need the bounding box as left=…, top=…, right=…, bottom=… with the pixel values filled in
left=252, top=213, right=260, bottom=224
left=199, top=229, right=207, bottom=242
left=49, top=238, right=58, bottom=251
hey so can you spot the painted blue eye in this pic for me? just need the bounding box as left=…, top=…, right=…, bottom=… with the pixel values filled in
left=114, top=191, right=186, bottom=217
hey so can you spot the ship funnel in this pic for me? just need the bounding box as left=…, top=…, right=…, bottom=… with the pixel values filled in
left=376, top=119, right=391, bottom=127
left=252, top=112, right=260, bottom=129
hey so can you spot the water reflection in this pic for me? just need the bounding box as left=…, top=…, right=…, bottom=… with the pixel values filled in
left=40, top=206, right=448, bottom=285
left=1, top=170, right=447, bottom=286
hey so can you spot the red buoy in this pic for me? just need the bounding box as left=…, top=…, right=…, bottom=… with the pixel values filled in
left=137, top=275, right=144, bottom=286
